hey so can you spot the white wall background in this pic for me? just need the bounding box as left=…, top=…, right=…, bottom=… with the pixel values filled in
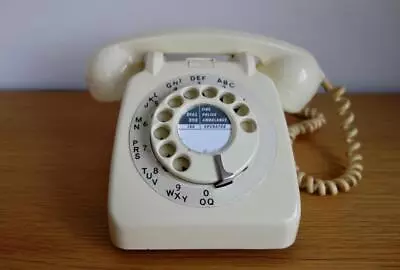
left=0, top=0, right=399, bottom=91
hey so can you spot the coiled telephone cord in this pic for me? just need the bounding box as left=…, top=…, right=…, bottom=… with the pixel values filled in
left=288, top=79, right=363, bottom=196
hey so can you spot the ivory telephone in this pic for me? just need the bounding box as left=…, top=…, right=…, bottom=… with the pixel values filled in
left=86, top=29, right=363, bottom=250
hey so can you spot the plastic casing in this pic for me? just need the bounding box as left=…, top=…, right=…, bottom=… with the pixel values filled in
left=86, top=29, right=326, bottom=249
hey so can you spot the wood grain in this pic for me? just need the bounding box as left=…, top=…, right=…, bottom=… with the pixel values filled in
left=0, top=92, right=399, bottom=269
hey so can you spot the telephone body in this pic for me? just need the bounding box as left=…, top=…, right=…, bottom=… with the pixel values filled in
left=87, top=29, right=362, bottom=250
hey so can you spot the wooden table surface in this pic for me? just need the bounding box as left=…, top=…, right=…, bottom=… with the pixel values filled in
left=0, top=92, right=399, bottom=269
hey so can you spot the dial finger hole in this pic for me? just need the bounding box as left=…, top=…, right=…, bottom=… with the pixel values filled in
left=233, top=103, right=249, bottom=116
left=220, top=92, right=235, bottom=104
left=159, top=142, right=176, bottom=158
left=168, top=95, right=184, bottom=108
left=202, top=87, right=218, bottom=98
left=173, top=156, right=191, bottom=172
left=183, top=88, right=199, bottom=99
left=153, top=125, right=170, bottom=140
left=157, top=109, right=173, bottom=122
left=240, top=119, right=257, bottom=133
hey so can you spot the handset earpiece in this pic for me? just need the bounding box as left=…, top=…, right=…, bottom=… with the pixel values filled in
left=86, top=44, right=143, bottom=101
left=257, top=52, right=325, bottom=113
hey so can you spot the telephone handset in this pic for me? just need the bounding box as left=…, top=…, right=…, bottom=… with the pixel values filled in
left=87, top=29, right=363, bottom=250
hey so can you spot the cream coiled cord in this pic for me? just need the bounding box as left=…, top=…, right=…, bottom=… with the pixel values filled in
left=288, top=79, right=363, bottom=196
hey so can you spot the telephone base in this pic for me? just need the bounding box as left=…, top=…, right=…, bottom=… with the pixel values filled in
left=104, top=43, right=302, bottom=250
left=108, top=205, right=300, bottom=250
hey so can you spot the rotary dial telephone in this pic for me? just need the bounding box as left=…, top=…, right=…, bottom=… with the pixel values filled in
left=86, top=29, right=363, bottom=250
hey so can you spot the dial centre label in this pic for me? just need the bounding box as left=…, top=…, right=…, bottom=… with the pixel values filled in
left=178, top=104, right=232, bottom=154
